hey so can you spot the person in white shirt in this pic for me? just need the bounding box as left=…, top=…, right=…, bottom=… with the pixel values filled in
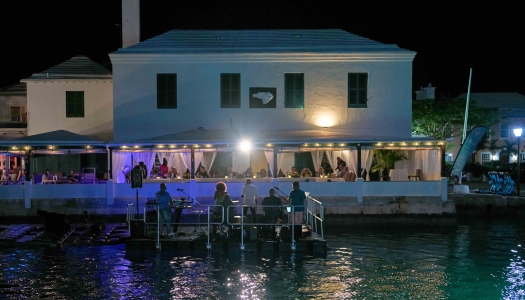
left=241, top=178, right=258, bottom=223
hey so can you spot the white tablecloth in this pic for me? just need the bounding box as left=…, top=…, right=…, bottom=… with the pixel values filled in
left=389, top=169, right=408, bottom=181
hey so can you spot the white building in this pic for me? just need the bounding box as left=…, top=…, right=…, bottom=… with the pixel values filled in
left=21, top=55, right=113, bottom=141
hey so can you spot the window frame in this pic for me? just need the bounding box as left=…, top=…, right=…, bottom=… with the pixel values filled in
left=220, top=73, right=241, bottom=108
left=284, top=73, right=304, bottom=108
left=500, top=123, right=509, bottom=138
left=157, top=74, right=177, bottom=109
left=348, top=73, right=368, bottom=108
left=10, top=107, right=21, bottom=122
left=480, top=152, right=492, bottom=164
left=66, top=91, right=85, bottom=118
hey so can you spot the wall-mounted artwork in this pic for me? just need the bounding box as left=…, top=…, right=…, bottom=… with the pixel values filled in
left=249, top=87, right=276, bottom=108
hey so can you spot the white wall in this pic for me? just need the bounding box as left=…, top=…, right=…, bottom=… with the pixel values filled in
left=26, top=80, right=113, bottom=140
left=112, top=57, right=413, bottom=141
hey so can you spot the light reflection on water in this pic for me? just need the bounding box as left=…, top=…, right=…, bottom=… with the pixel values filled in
left=0, top=218, right=525, bottom=299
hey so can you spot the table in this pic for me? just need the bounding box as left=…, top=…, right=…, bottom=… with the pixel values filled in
left=42, top=179, right=70, bottom=184
left=389, top=169, right=408, bottom=181
left=314, top=177, right=345, bottom=182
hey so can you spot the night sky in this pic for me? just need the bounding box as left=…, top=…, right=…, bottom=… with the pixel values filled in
left=1, top=2, right=523, bottom=97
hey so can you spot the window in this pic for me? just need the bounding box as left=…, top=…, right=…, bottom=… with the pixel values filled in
left=157, top=74, right=177, bottom=109
left=66, top=91, right=84, bottom=118
left=10, top=107, right=20, bottom=122
left=520, top=152, right=525, bottom=163
left=348, top=73, right=368, bottom=107
left=221, top=73, right=240, bottom=108
left=500, top=123, right=508, bottom=138
left=445, top=153, right=453, bottom=162
left=481, top=152, right=491, bottom=164
left=285, top=73, right=304, bottom=108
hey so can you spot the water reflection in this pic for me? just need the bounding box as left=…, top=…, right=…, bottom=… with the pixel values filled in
left=1, top=218, right=525, bottom=298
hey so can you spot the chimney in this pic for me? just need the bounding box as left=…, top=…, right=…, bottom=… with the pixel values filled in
left=424, top=83, right=436, bottom=100
left=415, top=86, right=426, bottom=100
left=121, top=0, right=140, bottom=48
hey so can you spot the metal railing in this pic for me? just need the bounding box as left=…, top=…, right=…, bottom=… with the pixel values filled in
left=138, top=200, right=324, bottom=252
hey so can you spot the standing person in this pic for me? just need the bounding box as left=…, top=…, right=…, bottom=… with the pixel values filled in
left=260, top=188, right=284, bottom=239
left=212, top=181, right=234, bottom=235
left=155, top=183, right=174, bottom=236
left=287, top=181, right=307, bottom=238
left=159, top=158, right=169, bottom=178
left=241, top=178, right=258, bottom=223
left=138, top=161, right=148, bottom=179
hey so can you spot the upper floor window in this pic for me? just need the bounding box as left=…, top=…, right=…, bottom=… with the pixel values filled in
left=284, top=73, right=304, bottom=108
left=481, top=152, right=491, bottom=164
left=221, top=73, right=240, bottom=108
left=500, top=123, right=509, bottom=138
left=157, top=74, right=177, bottom=109
left=66, top=91, right=84, bottom=118
left=10, top=107, right=21, bottom=122
left=348, top=73, right=368, bottom=107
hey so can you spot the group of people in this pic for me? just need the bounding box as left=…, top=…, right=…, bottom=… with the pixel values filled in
left=154, top=179, right=308, bottom=239
left=1, top=168, right=26, bottom=185
left=41, top=169, right=80, bottom=184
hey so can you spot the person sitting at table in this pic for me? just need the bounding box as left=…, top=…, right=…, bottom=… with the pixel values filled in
left=68, top=170, right=80, bottom=184
left=343, top=167, right=356, bottom=182
left=317, top=166, right=326, bottom=177
left=195, top=166, right=209, bottom=178
left=169, top=167, right=179, bottom=178
left=1, top=169, right=11, bottom=185
left=149, top=168, right=158, bottom=179
left=211, top=167, right=224, bottom=178
left=155, top=183, right=174, bottom=236
left=182, top=168, right=191, bottom=179
left=159, top=158, right=169, bottom=178
left=16, top=169, right=26, bottom=184
left=226, top=167, right=238, bottom=178
left=42, top=169, right=52, bottom=183
left=301, top=168, right=312, bottom=177
left=277, top=169, right=286, bottom=177
left=259, top=168, right=268, bottom=178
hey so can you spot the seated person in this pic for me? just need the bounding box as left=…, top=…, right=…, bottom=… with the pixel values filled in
left=195, top=166, right=209, bottom=178
left=343, top=167, right=357, bottom=182
left=68, top=170, right=80, bottom=184
left=259, top=168, right=268, bottom=178
left=317, top=166, right=326, bottom=177
left=16, top=169, right=26, bottom=184
left=42, top=169, right=52, bottom=183
left=149, top=169, right=158, bottom=179
left=260, top=188, right=284, bottom=239
left=211, top=167, right=224, bottom=178
left=226, top=167, right=238, bottom=178
left=277, top=169, right=286, bottom=177
left=1, top=169, right=11, bottom=185
left=301, top=168, right=312, bottom=177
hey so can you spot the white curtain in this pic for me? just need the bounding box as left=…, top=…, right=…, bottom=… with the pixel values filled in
left=264, top=151, right=275, bottom=177
left=194, top=151, right=204, bottom=173
left=132, top=152, right=156, bottom=174
left=202, top=152, right=217, bottom=173
left=233, top=151, right=250, bottom=174
left=362, top=149, right=374, bottom=180
left=326, top=150, right=352, bottom=171
left=407, top=149, right=441, bottom=180
left=112, top=151, right=132, bottom=183
left=277, top=153, right=294, bottom=175
left=310, top=151, right=324, bottom=176
left=347, top=150, right=358, bottom=173
left=169, top=152, right=191, bottom=174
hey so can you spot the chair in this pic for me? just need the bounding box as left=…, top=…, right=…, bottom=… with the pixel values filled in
left=81, top=167, right=98, bottom=184
left=408, top=169, right=422, bottom=181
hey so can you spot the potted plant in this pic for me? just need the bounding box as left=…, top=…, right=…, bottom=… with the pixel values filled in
left=371, top=149, right=408, bottom=181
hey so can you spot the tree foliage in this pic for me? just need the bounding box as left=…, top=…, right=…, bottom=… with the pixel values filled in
left=412, top=98, right=500, bottom=140
left=371, top=150, right=408, bottom=173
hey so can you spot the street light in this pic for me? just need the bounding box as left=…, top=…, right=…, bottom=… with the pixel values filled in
left=513, top=127, right=522, bottom=196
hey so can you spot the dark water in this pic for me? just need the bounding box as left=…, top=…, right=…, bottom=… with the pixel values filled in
left=1, top=218, right=525, bottom=299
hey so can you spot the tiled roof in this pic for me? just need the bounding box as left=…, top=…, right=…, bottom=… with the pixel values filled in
left=115, top=29, right=414, bottom=55
left=23, top=55, right=112, bottom=81
left=0, top=83, right=26, bottom=95
left=457, top=92, right=525, bottom=118
left=0, top=130, right=105, bottom=146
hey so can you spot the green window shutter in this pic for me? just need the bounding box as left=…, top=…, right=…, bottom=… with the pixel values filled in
left=348, top=73, right=368, bottom=108
left=66, top=91, right=84, bottom=118
left=157, top=74, right=177, bottom=109
left=285, top=73, right=304, bottom=108
left=221, top=73, right=241, bottom=108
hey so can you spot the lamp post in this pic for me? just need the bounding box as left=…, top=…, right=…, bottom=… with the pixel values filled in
left=513, top=127, right=522, bottom=196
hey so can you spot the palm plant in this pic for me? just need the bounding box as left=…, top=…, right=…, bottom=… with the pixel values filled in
left=371, top=150, right=409, bottom=176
